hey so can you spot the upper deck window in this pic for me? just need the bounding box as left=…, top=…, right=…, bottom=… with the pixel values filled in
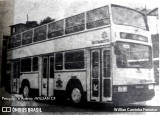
left=48, top=20, right=64, bottom=38
left=65, top=13, right=85, bottom=34
left=12, top=34, right=21, bottom=48
left=87, top=6, right=110, bottom=29
left=33, top=25, right=47, bottom=42
left=7, top=37, right=12, bottom=49
left=22, top=30, right=33, bottom=45
left=112, top=5, right=147, bottom=30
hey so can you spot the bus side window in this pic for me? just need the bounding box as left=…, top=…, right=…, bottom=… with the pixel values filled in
left=7, top=62, right=11, bottom=71
left=21, top=58, right=32, bottom=72
left=87, top=6, right=110, bottom=29
left=7, top=37, right=12, bottom=49
left=55, top=53, right=63, bottom=70
left=65, top=50, right=84, bottom=69
left=33, top=25, right=47, bottom=42
left=48, top=20, right=64, bottom=38
left=92, top=52, right=99, bottom=78
left=13, top=60, right=20, bottom=78
left=13, top=61, right=17, bottom=78
left=12, top=34, right=21, bottom=48
left=50, top=57, right=54, bottom=78
left=22, top=30, right=33, bottom=45
left=33, top=57, right=39, bottom=71
left=103, top=50, right=110, bottom=77
left=65, top=13, right=85, bottom=34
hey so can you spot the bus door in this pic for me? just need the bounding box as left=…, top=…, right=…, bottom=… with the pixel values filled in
left=12, top=60, right=20, bottom=93
left=90, top=48, right=112, bottom=102
left=42, top=56, right=54, bottom=97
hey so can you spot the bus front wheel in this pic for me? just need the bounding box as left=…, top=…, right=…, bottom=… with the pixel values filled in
left=69, top=85, right=83, bottom=105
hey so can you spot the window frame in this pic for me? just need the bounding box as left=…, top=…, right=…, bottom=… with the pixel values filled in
left=7, top=37, right=12, bottom=49
left=111, top=4, right=148, bottom=30
left=22, top=29, right=33, bottom=45
left=48, top=20, right=64, bottom=38
left=64, top=50, right=85, bottom=70
left=13, top=60, right=20, bottom=78
left=86, top=6, right=110, bottom=29
left=32, top=57, right=39, bottom=71
left=33, top=25, right=47, bottom=42
left=115, top=41, right=152, bottom=69
left=55, top=53, right=64, bottom=70
left=12, top=34, right=21, bottom=48
left=20, top=57, right=32, bottom=72
left=65, top=13, right=85, bottom=34
left=49, top=56, right=54, bottom=78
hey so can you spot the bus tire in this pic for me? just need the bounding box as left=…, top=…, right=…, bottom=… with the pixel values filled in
left=69, top=85, right=83, bottom=105
left=22, top=84, right=30, bottom=98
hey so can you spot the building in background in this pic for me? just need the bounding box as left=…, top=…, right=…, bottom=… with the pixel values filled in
left=147, top=8, right=159, bottom=85
left=10, top=21, right=38, bottom=36
left=0, top=0, right=14, bottom=88
left=0, top=0, right=5, bottom=88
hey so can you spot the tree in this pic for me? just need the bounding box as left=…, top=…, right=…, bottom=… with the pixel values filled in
left=40, top=17, right=55, bottom=25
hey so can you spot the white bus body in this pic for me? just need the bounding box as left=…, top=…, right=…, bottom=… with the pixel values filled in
left=7, top=4, right=155, bottom=104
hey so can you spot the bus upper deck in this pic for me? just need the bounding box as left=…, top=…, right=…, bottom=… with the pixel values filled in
left=7, top=4, right=151, bottom=51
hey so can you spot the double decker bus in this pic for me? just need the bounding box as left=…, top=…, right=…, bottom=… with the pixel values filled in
left=7, top=4, right=155, bottom=104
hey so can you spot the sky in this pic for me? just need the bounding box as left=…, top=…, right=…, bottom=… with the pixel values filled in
left=13, top=0, right=160, bottom=24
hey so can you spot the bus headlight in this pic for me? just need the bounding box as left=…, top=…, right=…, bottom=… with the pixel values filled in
left=148, top=84, right=154, bottom=89
left=118, top=86, right=127, bottom=92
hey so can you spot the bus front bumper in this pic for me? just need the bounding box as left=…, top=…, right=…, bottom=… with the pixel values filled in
left=112, top=85, right=155, bottom=103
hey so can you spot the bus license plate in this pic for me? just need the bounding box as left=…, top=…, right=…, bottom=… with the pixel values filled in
left=135, top=86, right=143, bottom=88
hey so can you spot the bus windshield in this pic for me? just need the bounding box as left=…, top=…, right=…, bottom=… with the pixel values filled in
left=115, top=42, right=152, bottom=68
left=112, top=5, right=147, bottom=30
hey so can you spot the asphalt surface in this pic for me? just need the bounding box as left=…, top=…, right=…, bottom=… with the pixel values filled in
left=0, top=85, right=160, bottom=115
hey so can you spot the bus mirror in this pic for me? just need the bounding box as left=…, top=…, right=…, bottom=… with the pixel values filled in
left=114, top=46, right=121, bottom=55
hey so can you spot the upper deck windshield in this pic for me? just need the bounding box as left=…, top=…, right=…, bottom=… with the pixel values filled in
left=111, top=5, right=147, bottom=30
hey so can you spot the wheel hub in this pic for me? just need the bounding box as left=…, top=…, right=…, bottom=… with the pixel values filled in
left=71, top=88, right=81, bottom=103
left=23, top=86, right=29, bottom=97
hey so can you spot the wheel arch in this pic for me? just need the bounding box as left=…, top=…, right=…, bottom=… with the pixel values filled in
left=21, top=79, right=30, bottom=86
left=20, top=79, right=30, bottom=94
left=66, top=78, right=84, bottom=93
left=66, top=77, right=87, bottom=104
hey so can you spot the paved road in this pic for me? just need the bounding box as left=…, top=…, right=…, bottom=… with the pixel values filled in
left=0, top=86, right=160, bottom=115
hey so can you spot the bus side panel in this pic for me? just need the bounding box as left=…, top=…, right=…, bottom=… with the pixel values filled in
left=54, top=72, right=87, bottom=92
left=20, top=73, right=39, bottom=89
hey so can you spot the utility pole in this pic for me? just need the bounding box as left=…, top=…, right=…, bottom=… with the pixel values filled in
left=27, top=14, right=29, bottom=22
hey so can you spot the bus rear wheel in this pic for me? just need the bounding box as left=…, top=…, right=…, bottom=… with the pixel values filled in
left=69, top=85, right=83, bottom=105
left=22, top=85, right=30, bottom=98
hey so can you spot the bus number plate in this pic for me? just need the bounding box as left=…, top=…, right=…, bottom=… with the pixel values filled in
left=135, top=86, right=143, bottom=88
